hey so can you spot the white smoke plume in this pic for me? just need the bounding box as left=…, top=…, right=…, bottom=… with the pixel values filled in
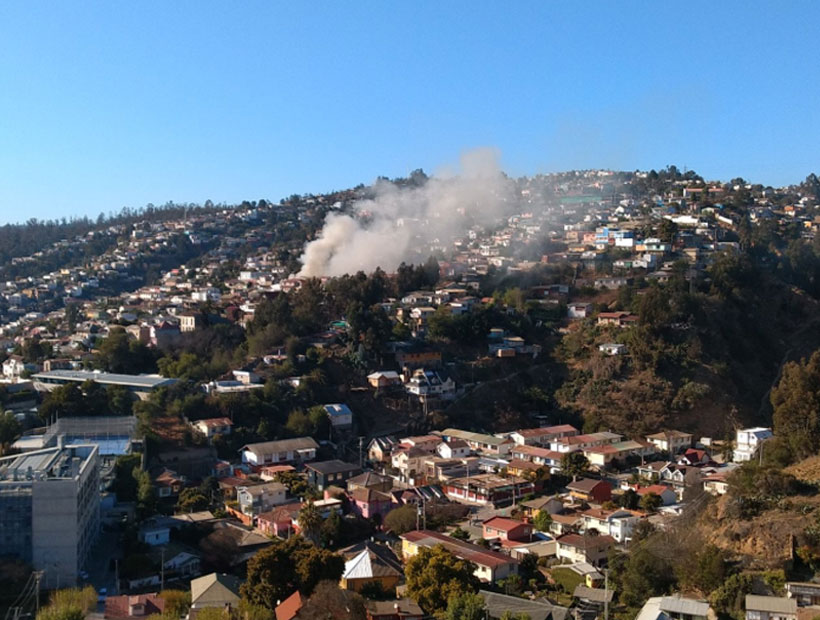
left=297, top=148, right=515, bottom=277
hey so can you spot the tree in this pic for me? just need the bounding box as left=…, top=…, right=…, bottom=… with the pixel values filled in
left=298, top=581, right=366, bottom=620
left=677, top=545, right=728, bottom=595
left=241, top=537, right=344, bottom=609
left=384, top=504, right=417, bottom=535
left=639, top=492, right=663, bottom=513
left=770, top=351, right=820, bottom=462
left=405, top=545, right=480, bottom=614
left=176, top=488, right=209, bottom=513
left=615, top=546, right=675, bottom=611
left=533, top=510, right=552, bottom=532
left=560, top=452, right=590, bottom=480
left=158, top=590, right=191, bottom=618
left=443, top=592, right=486, bottom=620
left=298, top=502, right=323, bottom=545
left=0, top=411, right=22, bottom=446
left=450, top=527, right=470, bottom=541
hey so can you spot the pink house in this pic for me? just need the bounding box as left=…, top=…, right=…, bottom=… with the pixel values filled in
left=257, top=501, right=302, bottom=538
left=350, top=488, right=395, bottom=520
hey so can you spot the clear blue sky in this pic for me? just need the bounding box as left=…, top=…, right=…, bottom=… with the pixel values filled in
left=1, top=1, right=819, bottom=224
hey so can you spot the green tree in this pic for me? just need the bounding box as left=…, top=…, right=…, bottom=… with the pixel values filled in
left=560, top=452, right=590, bottom=480
left=639, top=492, right=663, bottom=513
left=176, top=488, right=209, bottom=513
left=384, top=504, right=417, bottom=535
left=158, top=590, right=191, bottom=618
left=443, top=592, right=486, bottom=620
left=241, top=537, right=344, bottom=609
left=615, top=546, right=675, bottom=611
left=299, top=502, right=323, bottom=545
left=533, top=510, right=552, bottom=532
left=450, top=527, right=470, bottom=541
left=770, top=351, right=820, bottom=462
left=0, top=411, right=22, bottom=446
left=677, top=545, right=728, bottom=596
left=405, top=545, right=481, bottom=614
left=298, top=581, right=366, bottom=620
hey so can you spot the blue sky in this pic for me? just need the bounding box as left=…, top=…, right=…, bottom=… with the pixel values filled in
left=1, top=2, right=818, bottom=224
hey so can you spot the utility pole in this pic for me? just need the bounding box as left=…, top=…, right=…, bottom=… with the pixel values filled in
left=604, top=568, right=609, bottom=620
left=160, top=548, right=165, bottom=591
left=358, top=437, right=364, bottom=469
left=34, top=572, right=42, bottom=618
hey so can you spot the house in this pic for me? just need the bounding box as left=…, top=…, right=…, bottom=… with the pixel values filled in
left=554, top=533, right=615, bottom=566
left=367, top=371, right=402, bottom=389
left=392, top=446, right=431, bottom=483
left=580, top=507, right=640, bottom=543
left=566, top=478, right=612, bottom=504
left=193, top=417, right=233, bottom=439
left=482, top=517, right=533, bottom=543
left=324, top=403, right=353, bottom=429
left=678, top=448, right=712, bottom=466
left=636, top=484, right=678, bottom=506
left=735, top=427, right=774, bottom=462
left=596, top=312, right=638, bottom=327
left=350, top=487, right=394, bottom=520
left=240, top=437, right=319, bottom=466
left=405, top=369, right=456, bottom=400
left=520, top=495, right=565, bottom=519
left=635, top=595, right=712, bottom=620
left=366, top=599, right=424, bottom=620
left=479, top=590, right=569, bottom=620
left=702, top=472, right=730, bottom=496
left=440, top=428, right=514, bottom=457
left=347, top=472, right=393, bottom=494
left=340, top=546, right=402, bottom=594
left=598, top=343, right=627, bottom=356
left=395, top=347, right=442, bottom=373
left=508, top=425, right=579, bottom=446
left=368, top=436, right=398, bottom=463
left=104, top=594, right=165, bottom=619
left=785, top=581, right=820, bottom=606
left=237, top=481, right=288, bottom=517
left=645, top=430, right=693, bottom=454
left=257, top=502, right=302, bottom=539
left=573, top=585, right=614, bottom=613
left=567, top=303, right=593, bottom=319
left=745, top=595, right=797, bottom=620
left=436, top=439, right=471, bottom=459
left=138, top=524, right=171, bottom=546
left=275, top=591, right=303, bottom=620
left=189, top=573, right=242, bottom=610
left=153, top=468, right=185, bottom=498
left=399, top=434, right=442, bottom=452
left=305, top=460, right=361, bottom=491
left=550, top=432, right=622, bottom=454
left=2, top=355, right=37, bottom=380
left=442, top=473, right=534, bottom=506
left=510, top=445, right=563, bottom=471
left=163, top=551, right=201, bottom=578
left=401, top=530, right=519, bottom=583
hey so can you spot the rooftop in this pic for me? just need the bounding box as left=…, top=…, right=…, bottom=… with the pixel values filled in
left=0, top=443, right=97, bottom=483
left=32, top=369, right=177, bottom=389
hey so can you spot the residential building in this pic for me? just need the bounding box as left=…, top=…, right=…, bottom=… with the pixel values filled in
left=193, top=417, right=233, bottom=439
left=635, top=484, right=678, bottom=506
left=745, top=595, right=797, bottom=620
left=566, top=478, right=612, bottom=504
left=507, top=425, right=579, bottom=447
left=436, top=439, right=471, bottom=459
left=275, top=591, right=303, bottom=620
left=785, top=582, right=820, bottom=606
left=367, top=436, right=398, bottom=463
left=645, top=430, right=694, bottom=454
left=405, top=369, right=455, bottom=399
left=237, top=481, right=288, bottom=517
left=190, top=573, right=242, bottom=610
left=580, top=507, right=640, bottom=542
left=367, top=371, right=402, bottom=389
left=347, top=472, right=393, bottom=494
left=305, top=460, right=361, bottom=491
left=240, top=437, right=319, bottom=466
left=324, top=403, right=353, bottom=429
left=350, top=487, right=394, bottom=520
left=735, top=427, right=774, bottom=463
left=442, top=473, right=534, bottom=506
left=635, top=596, right=712, bottom=620
left=479, top=590, right=568, bottom=620
left=0, top=442, right=100, bottom=587
left=554, top=534, right=615, bottom=566
left=104, top=594, right=166, bottom=620
left=439, top=428, right=514, bottom=457
left=401, top=530, right=519, bottom=583
left=340, top=546, right=402, bottom=594
left=366, top=599, right=424, bottom=620
left=482, top=517, right=533, bottom=543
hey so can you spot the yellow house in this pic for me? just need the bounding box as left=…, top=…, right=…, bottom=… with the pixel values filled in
left=339, top=546, right=401, bottom=595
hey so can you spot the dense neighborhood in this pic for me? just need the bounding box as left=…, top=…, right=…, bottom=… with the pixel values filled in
left=3, top=168, right=820, bottom=620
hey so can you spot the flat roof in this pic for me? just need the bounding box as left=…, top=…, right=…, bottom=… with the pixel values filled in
left=32, top=370, right=177, bottom=389
left=0, top=444, right=97, bottom=482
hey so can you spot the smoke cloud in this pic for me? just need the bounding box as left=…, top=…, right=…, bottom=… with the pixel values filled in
left=297, top=148, right=515, bottom=277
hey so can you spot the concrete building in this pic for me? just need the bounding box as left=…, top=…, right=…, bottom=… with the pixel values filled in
left=31, top=370, right=177, bottom=400
left=734, top=427, right=774, bottom=463
left=0, top=442, right=100, bottom=587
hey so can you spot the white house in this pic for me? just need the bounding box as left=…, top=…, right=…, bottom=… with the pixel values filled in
left=437, top=439, right=471, bottom=459
left=193, top=417, right=233, bottom=439
left=734, top=427, right=773, bottom=462
left=567, top=303, right=593, bottom=319
left=237, top=482, right=288, bottom=516
left=598, top=343, right=627, bottom=356
left=580, top=507, right=641, bottom=543
left=324, top=403, right=353, bottom=429
left=240, top=437, right=319, bottom=466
